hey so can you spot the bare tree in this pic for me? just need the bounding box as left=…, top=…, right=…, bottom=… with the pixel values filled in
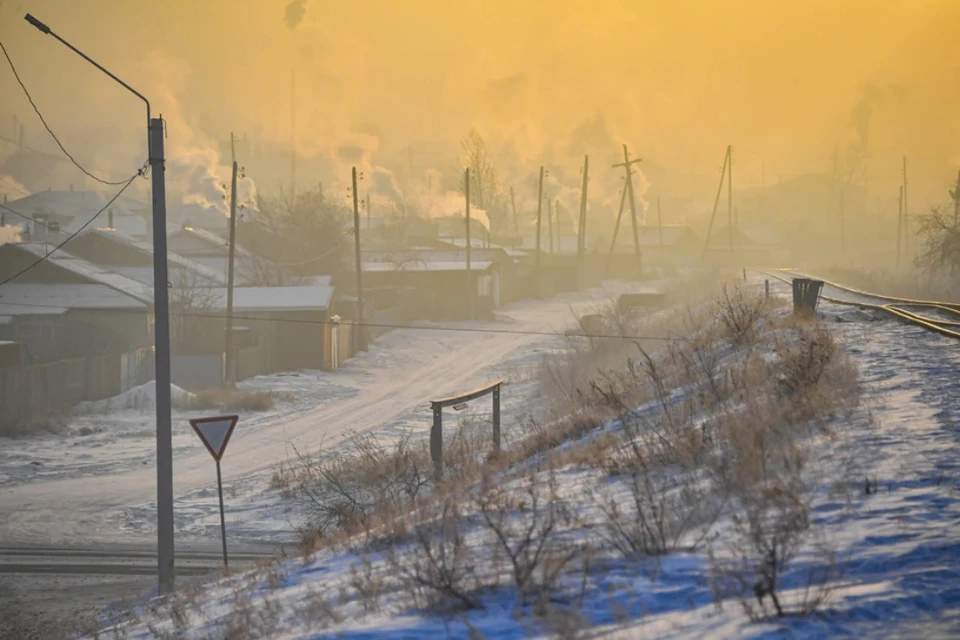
left=459, top=129, right=508, bottom=237
left=239, top=185, right=351, bottom=284
left=915, top=205, right=960, bottom=281
left=169, top=269, right=220, bottom=354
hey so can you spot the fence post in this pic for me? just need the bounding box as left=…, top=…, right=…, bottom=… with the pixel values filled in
left=492, top=383, right=501, bottom=455
left=430, top=402, right=443, bottom=480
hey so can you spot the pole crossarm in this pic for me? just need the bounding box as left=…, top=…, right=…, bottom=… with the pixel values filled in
left=430, top=378, right=503, bottom=409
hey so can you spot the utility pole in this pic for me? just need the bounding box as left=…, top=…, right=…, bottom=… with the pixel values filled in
left=577, top=155, right=589, bottom=258
left=24, top=13, right=173, bottom=592
left=605, top=183, right=629, bottom=278
left=950, top=170, right=960, bottom=225
left=613, top=145, right=643, bottom=274
left=365, top=190, right=370, bottom=229
left=902, top=156, right=909, bottom=257
left=547, top=197, right=554, bottom=254
left=535, top=166, right=544, bottom=279
left=149, top=116, right=174, bottom=595
left=352, top=167, right=365, bottom=350
left=224, top=134, right=238, bottom=389
left=657, top=196, right=664, bottom=266
left=555, top=198, right=562, bottom=253
left=290, top=69, right=296, bottom=196
left=510, top=185, right=519, bottom=239
left=465, top=167, right=474, bottom=319
left=896, top=185, right=904, bottom=270
left=701, top=146, right=731, bottom=260
left=727, top=145, right=734, bottom=259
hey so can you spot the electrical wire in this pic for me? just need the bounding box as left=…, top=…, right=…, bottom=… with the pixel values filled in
left=0, top=293, right=679, bottom=343
left=0, top=133, right=134, bottom=181
left=0, top=176, right=30, bottom=198
left=0, top=39, right=146, bottom=186
left=0, top=172, right=140, bottom=287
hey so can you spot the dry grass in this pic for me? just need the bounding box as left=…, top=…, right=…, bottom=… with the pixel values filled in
left=184, top=388, right=278, bottom=412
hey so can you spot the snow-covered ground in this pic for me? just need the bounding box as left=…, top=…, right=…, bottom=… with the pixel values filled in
left=0, top=284, right=637, bottom=546
left=95, top=277, right=960, bottom=639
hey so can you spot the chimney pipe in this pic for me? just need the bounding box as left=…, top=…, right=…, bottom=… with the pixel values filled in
left=108, top=209, right=114, bottom=229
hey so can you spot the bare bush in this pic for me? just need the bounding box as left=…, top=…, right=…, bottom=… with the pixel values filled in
left=716, top=284, right=768, bottom=345
left=478, top=472, right=578, bottom=605
left=388, top=498, right=484, bottom=612
left=286, top=433, right=431, bottom=538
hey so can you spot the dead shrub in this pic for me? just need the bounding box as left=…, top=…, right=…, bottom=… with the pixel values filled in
left=478, top=472, right=578, bottom=605
left=716, top=284, right=768, bottom=345
left=185, top=388, right=276, bottom=412
left=388, top=498, right=484, bottom=612
left=287, top=433, right=431, bottom=538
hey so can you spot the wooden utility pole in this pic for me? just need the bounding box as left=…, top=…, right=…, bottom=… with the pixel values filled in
left=224, top=136, right=238, bottom=388
left=365, top=191, right=370, bottom=229
left=352, top=167, right=365, bottom=350
left=902, top=156, right=909, bottom=257
left=555, top=198, right=562, bottom=253
left=613, top=145, right=643, bottom=274
left=896, top=185, right=904, bottom=270
left=290, top=69, right=297, bottom=196
left=657, top=196, right=664, bottom=265
left=547, top=197, right=554, bottom=254
left=465, top=167, right=474, bottom=319
left=605, top=183, right=629, bottom=278
left=950, top=170, right=960, bottom=225
left=535, top=166, right=544, bottom=275
left=726, top=145, right=734, bottom=258
left=701, top=146, right=731, bottom=259
left=510, top=185, right=519, bottom=239
left=577, top=155, right=589, bottom=258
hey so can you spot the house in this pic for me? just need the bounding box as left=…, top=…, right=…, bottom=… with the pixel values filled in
left=178, top=284, right=337, bottom=383
left=0, top=283, right=150, bottom=364
left=65, top=228, right=225, bottom=287
left=359, top=249, right=511, bottom=320
left=2, top=190, right=148, bottom=240
left=0, top=243, right=153, bottom=364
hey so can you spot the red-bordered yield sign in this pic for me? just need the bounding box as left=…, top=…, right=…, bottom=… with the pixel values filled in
left=189, top=415, right=239, bottom=462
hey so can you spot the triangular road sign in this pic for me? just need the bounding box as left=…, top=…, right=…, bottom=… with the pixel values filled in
left=189, top=415, right=239, bottom=462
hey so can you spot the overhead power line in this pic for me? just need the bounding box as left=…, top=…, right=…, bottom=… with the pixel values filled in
left=0, top=38, right=145, bottom=186
left=0, top=172, right=140, bottom=287
left=0, top=292, right=681, bottom=343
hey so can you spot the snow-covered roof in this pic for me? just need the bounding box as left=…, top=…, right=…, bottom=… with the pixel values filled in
left=13, top=243, right=152, bottom=302
left=441, top=238, right=528, bottom=257
left=206, top=285, right=334, bottom=312
left=3, top=190, right=147, bottom=219
left=64, top=214, right=148, bottom=238
left=0, top=283, right=147, bottom=313
left=86, top=228, right=225, bottom=284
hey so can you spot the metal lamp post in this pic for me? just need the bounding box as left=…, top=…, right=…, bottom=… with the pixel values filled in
left=25, top=13, right=175, bottom=593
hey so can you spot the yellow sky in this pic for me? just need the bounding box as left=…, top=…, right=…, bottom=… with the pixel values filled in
left=1, top=0, right=958, bottom=211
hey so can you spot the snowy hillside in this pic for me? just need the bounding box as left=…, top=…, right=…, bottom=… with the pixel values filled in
left=86, top=279, right=960, bottom=639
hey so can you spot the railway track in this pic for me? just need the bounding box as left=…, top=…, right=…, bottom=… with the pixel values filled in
left=763, top=269, right=960, bottom=339
left=0, top=542, right=280, bottom=576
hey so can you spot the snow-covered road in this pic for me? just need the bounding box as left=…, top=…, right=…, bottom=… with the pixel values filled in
left=0, top=287, right=624, bottom=546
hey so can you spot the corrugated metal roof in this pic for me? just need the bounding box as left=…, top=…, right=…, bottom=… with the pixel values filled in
left=14, top=243, right=153, bottom=302
left=205, top=285, right=334, bottom=312
left=0, top=283, right=147, bottom=311
left=88, top=229, right=225, bottom=284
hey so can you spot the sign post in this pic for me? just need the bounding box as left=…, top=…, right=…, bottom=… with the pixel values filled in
left=189, top=415, right=239, bottom=567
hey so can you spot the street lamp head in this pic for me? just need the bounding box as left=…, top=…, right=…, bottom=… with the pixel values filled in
left=24, top=13, right=51, bottom=35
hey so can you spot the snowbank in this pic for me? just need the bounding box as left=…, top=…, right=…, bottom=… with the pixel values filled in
left=73, top=381, right=195, bottom=415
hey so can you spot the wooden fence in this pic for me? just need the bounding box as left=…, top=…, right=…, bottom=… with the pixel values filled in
left=0, top=349, right=153, bottom=434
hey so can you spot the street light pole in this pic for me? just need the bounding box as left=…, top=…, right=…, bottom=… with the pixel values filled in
left=25, top=13, right=175, bottom=594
